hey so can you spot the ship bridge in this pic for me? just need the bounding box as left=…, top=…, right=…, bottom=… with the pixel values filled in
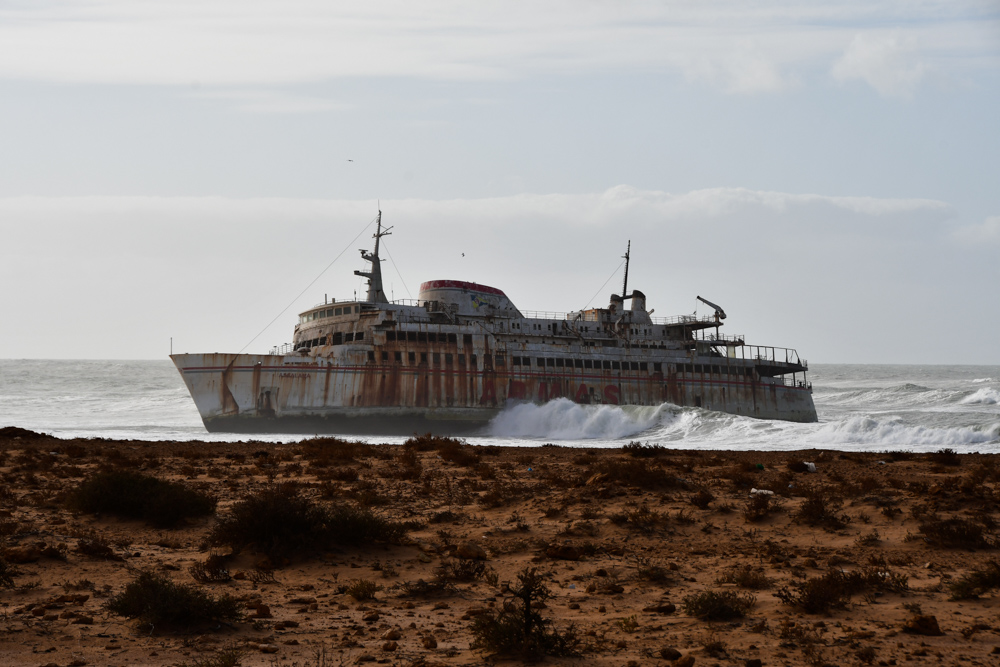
left=417, top=280, right=524, bottom=318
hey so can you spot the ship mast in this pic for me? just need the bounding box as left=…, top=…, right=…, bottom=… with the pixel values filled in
left=354, top=209, right=393, bottom=303
left=621, top=240, right=631, bottom=300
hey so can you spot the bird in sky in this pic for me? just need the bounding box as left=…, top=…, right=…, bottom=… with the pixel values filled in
left=347, top=159, right=353, bottom=162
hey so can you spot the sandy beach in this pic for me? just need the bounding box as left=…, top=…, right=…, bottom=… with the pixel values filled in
left=2, top=426, right=999, bottom=666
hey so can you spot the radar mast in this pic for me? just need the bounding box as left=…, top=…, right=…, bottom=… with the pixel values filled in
left=354, top=209, right=393, bottom=303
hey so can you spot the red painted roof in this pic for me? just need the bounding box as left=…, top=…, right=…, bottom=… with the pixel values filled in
left=419, top=280, right=507, bottom=297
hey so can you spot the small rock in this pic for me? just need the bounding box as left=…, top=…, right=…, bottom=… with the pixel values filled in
left=745, top=660, right=763, bottom=667
left=355, top=654, right=376, bottom=663
left=568, top=603, right=580, bottom=610
left=673, top=656, right=696, bottom=667
left=643, top=603, right=676, bottom=615
left=259, top=644, right=279, bottom=654
left=382, top=629, right=401, bottom=640
left=421, top=635, right=438, bottom=649
left=455, top=541, right=488, bottom=560
left=362, top=611, right=380, bottom=622
left=660, top=647, right=682, bottom=659
left=903, top=615, right=943, bottom=636
left=72, top=616, right=94, bottom=625
left=546, top=544, right=582, bottom=561
left=381, top=640, right=397, bottom=652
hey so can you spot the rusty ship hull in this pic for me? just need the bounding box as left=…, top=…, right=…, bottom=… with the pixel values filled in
left=172, top=216, right=817, bottom=435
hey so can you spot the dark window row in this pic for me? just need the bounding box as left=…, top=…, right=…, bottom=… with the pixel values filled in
left=301, top=305, right=359, bottom=324
left=509, top=357, right=662, bottom=372
left=368, top=351, right=505, bottom=368
left=385, top=331, right=463, bottom=344
left=677, top=363, right=752, bottom=376
left=295, top=330, right=364, bottom=350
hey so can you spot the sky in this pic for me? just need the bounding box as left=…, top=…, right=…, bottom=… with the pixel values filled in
left=0, top=1, right=998, bottom=364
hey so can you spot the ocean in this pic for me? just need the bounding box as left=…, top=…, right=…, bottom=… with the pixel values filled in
left=1, top=360, right=997, bottom=452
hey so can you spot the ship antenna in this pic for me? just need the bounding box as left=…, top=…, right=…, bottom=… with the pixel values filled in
left=354, top=206, right=393, bottom=303
left=621, top=240, right=631, bottom=300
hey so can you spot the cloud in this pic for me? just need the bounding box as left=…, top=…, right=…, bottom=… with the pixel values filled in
left=0, top=1, right=992, bottom=97
left=831, top=32, right=927, bottom=98
left=954, top=215, right=1000, bottom=244
left=188, top=89, right=348, bottom=114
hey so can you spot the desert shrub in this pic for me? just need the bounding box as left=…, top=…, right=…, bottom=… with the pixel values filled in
left=471, top=567, right=577, bottom=659
left=0, top=558, right=19, bottom=588
left=208, top=484, right=412, bottom=561
left=716, top=564, right=772, bottom=589
left=440, top=558, right=494, bottom=583
left=622, top=442, right=667, bottom=458
left=75, top=530, right=124, bottom=561
left=190, top=554, right=232, bottom=584
left=176, top=645, right=246, bottom=667
left=689, top=488, right=715, bottom=510
left=742, top=494, right=774, bottom=523
left=855, top=530, right=882, bottom=547
left=682, top=590, right=756, bottom=621
left=68, top=470, right=215, bottom=528
left=918, top=518, right=994, bottom=549
left=776, top=565, right=908, bottom=614
left=929, top=448, right=961, bottom=466
left=794, top=493, right=850, bottom=530
left=435, top=438, right=481, bottom=466
left=479, top=481, right=530, bottom=508
left=610, top=505, right=665, bottom=533
left=949, top=560, right=1000, bottom=599
left=634, top=557, right=674, bottom=584
left=345, top=579, right=381, bottom=601
left=584, top=458, right=687, bottom=491
left=106, top=571, right=241, bottom=632
left=298, top=438, right=368, bottom=466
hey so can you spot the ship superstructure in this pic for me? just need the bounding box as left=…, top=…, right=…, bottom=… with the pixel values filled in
left=172, top=213, right=817, bottom=433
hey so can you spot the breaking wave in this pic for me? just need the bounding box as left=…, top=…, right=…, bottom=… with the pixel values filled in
left=488, top=398, right=676, bottom=440
left=961, top=387, right=1000, bottom=405
left=812, top=416, right=1000, bottom=448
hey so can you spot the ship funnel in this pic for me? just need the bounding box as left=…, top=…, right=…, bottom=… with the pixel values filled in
left=631, top=289, right=646, bottom=312
left=609, top=294, right=623, bottom=316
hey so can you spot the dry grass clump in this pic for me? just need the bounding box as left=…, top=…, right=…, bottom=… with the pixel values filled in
left=67, top=469, right=216, bottom=528
left=0, top=558, right=19, bottom=588
left=689, top=488, right=715, bottom=509
left=297, top=438, right=367, bottom=466
left=345, top=578, right=382, bottom=601
left=622, top=441, right=668, bottom=458
left=928, top=448, right=961, bottom=467
left=471, top=567, right=578, bottom=660
left=776, top=565, right=908, bottom=614
left=743, top=494, right=779, bottom=523
left=794, top=492, right=850, bottom=530
left=682, top=590, right=756, bottom=620
left=189, top=554, right=232, bottom=584
left=610, top=505, right=666, bottom=533
left=583, top=458, right=687, bottom=491
left=208, top=484, right=413, bottom=562
left=917, top=517, right=994, bottom=549
left=716, top=564, right=773, bottom=589
left=106, top=570, right=242, bottom=632
left=949, top=560, right=1000, bottom=599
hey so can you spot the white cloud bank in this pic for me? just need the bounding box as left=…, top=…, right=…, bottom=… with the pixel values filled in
left=0, top=1, right=994, bottom=97
left=832, top=32, right=927, bottom=98
left=954, top=215, right=1000, bottom=244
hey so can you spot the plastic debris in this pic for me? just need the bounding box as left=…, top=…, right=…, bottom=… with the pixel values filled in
left=750, top=488, right=774, bottom=496
left=804, top=462, right=817, bottom=473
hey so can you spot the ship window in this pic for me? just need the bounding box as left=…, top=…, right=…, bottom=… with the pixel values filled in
left=335, top=308, right=342, bottom=316
left=386, top=332, right=396, bottom=341
left=408, top=351, right=415, bottom=363
left=630, top=362, right=639, bottom=370
left=354, top=306, right=359, bottom=313
left=612, top=361, right=621, bottom=370
left=458, top=355, right=466, bottom=366
left=694, top=364, right=702, bottom=373
left=420, top=352, right=427, bottom=364
left=602, top=360, right=611, bottom=369
left=345, top=332, right=354, bottom=342
left=537, top=358, right=545, bottom=367
left=584, top=359, right=593, bottom=369
left=381, top=351, right=389, bottom=361
left=463, top=334, right=473, bottom=344
left=653, top=362, right=662, bottom=372
left=445, top=353, right=453, bottom=365
left=512, top=356, right=521, bottom=366
left=433, top=353, right=441, bottom=365
left=355, top=332, right=364, bottom=341
left=394, top=351, right=402, bottom=363
left=555, top=358, right=564, bottom=367
left=448, top=333, right=457, bottom=343
left=418, top=332, right=427, bottom=343
left=367, top=351, right=375, bottom=361
left=546, top=358, right=555, bottom=367
left=428, top=333, right=437, bottom=343
left=332, top=332, right=343, bottom=345
left=407, top=331, right=417, bottom=342
left=471, top=354, right=477, bottom=366
left=495, top=355, right=505, bottom=367
left=575, top=359, right=583, bottom=368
